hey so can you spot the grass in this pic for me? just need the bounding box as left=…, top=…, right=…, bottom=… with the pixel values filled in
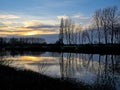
left=0, top=65, right=90, bottom=90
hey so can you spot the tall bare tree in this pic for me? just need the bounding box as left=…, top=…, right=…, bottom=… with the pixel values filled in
left=107, top=6, right=120, bottom=44
left=93, top=9, right=102, bottom=44
left=82, top=30, right=91, bottom=44
left=59, top=18, right=64, bottom=44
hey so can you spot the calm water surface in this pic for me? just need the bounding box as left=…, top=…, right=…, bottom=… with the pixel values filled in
left=0, top=51, right=120, bottom=90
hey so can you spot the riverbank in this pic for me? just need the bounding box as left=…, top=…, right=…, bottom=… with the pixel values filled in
left=0, top=65, right=89, bottom=90
left=2, top=44, right=120, bottom=54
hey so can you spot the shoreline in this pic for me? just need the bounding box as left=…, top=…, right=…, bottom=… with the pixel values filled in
left=1, top=44, right=120, bottom=55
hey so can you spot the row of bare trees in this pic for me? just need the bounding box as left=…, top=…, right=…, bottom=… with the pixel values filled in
left=93, top=6, right=120, bottom=44
left=58, top=6, right=120, bottom=45
left=58, top=18, right=82, bottom=45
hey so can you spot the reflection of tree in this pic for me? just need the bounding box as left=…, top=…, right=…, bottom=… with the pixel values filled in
left=59, top=53, right=86, bottom=79
left=59, top=53, right=64, bottom=79
left=59, top=53, right=120, bottom=90
left=59, top=53, right=73, bottom=79
left=9, top=51, right=45, bottom=57
left=37, top=61, right=49, bottom=74
left=93, top=55, right=120, bottom=90
left=114, top=55, right=120, bottom=74
left=0, top=51, right=12, bottom=66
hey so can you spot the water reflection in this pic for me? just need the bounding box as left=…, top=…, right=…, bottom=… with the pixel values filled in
left=0, top=51, right=13, bottom=66
left=1, top=51, right=120, bottom=90
left=59, top=53, right=120, bottom=90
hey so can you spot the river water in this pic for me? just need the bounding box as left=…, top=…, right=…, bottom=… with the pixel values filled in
left=0, top=51, right=120, bottom=90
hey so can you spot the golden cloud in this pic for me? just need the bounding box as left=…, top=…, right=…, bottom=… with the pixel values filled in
left=23, top=20, right=42, bottom=27
left=0, top=25, right=58, bottom=36
left=0, top=26, right=8, bottom=29
left=0, top=14, right=58, bottom=36
left=2, top=21, right=13, bottom=25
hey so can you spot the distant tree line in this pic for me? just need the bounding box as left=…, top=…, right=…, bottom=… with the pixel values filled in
left=0, top=37, right=46, bottom=47
left=58, top=6, right=120, bottom=45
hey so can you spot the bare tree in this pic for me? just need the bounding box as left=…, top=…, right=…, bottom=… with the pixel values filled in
left=107, top=6, right=120, bottom=44
left=59, top=18, right=64, bottom=44
left=67, top=18, right=72, bottom=45
left=77, top=25, right=83, bottom=44
left=64, top=18, right=75, bottom=45
left=82, top=30, right=91, bottom=44
left=93, top=6, right=120, bottom=44
left=64, top=18, right=69, bottom=44
left=93, top=9, right=102, bottom=44
left=101, top=8, right=111, bottom=44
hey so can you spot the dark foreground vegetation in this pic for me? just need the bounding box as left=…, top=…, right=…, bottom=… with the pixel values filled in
left=0, top=64, right=117, bottom=90
left=0, top=65, right=90, bottom=90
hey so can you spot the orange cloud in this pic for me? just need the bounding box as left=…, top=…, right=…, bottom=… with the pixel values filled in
left=0, top=25, right=58, bottom=36
left=0, top=14, right=58, bottom=37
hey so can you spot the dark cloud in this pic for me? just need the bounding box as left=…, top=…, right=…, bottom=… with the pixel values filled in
left=27, top=25, right=59, bottom=29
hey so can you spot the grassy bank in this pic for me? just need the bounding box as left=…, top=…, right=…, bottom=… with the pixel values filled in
left=0, top=65, right=90, bottom=90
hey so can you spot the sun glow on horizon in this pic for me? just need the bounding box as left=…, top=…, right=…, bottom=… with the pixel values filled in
left=23, top=31, right=38, bottom=36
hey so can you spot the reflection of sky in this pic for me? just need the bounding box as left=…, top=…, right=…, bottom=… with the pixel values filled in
left=4, top=54, right=102, bottom=78
left=6, top=55, right=57, bottom=62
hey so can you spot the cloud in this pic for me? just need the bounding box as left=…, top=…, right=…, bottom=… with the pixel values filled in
left=0, top=14, right=20, bottom=19
left=2, top=21, right=13, bottom=25
left=0, top=26, right=9, bottom=30
left=0, top=12, right=59, bottom=37
left=23, top=20, right=42, bottom=27
left=0, top=22, right=5, bottom=26
left=0, top=25, right=58, bottom=37
left=73, top=13, right=90, bottom=19
left=57, top=15, right=69, bottom=19
left=73, top=13, right=91, bottom=25
left=27, top=24, right=58, bottom=29
left=23, top=19, right=58, bottom=27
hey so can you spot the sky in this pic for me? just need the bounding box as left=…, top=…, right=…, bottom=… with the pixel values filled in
left=0, top=0, right=120, bottom=42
